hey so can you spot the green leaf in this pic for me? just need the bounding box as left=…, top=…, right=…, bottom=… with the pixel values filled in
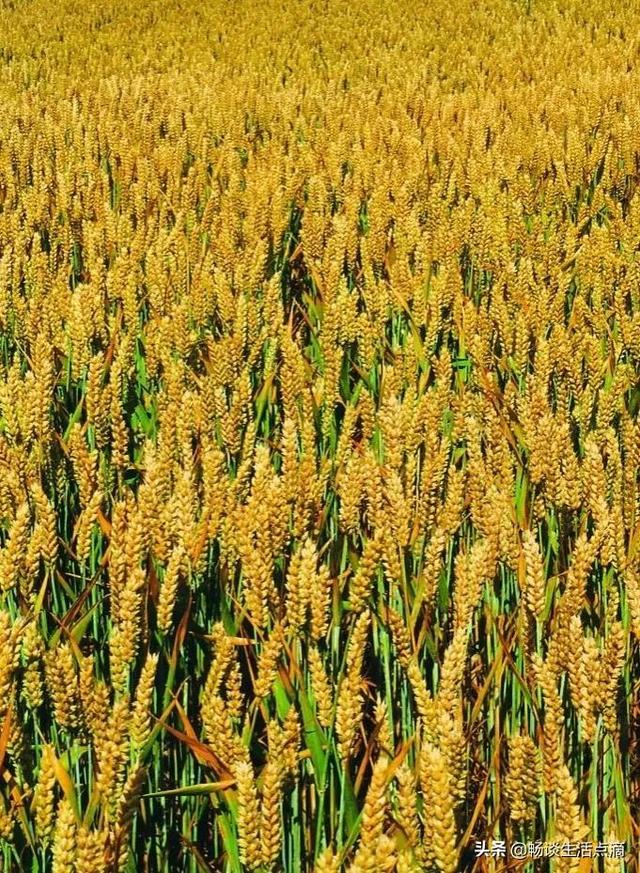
left=217, top=812, right=242, bottom=873
left=297, top=686, right=327, bottom=787
left=143, top=781, right=233, bottom=798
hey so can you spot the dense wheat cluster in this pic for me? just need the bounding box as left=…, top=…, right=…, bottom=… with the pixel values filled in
left=1, top=0, right=640, bottom=870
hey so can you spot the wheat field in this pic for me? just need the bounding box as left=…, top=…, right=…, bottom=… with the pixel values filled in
left=1, top=0, right=640, bottom=870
